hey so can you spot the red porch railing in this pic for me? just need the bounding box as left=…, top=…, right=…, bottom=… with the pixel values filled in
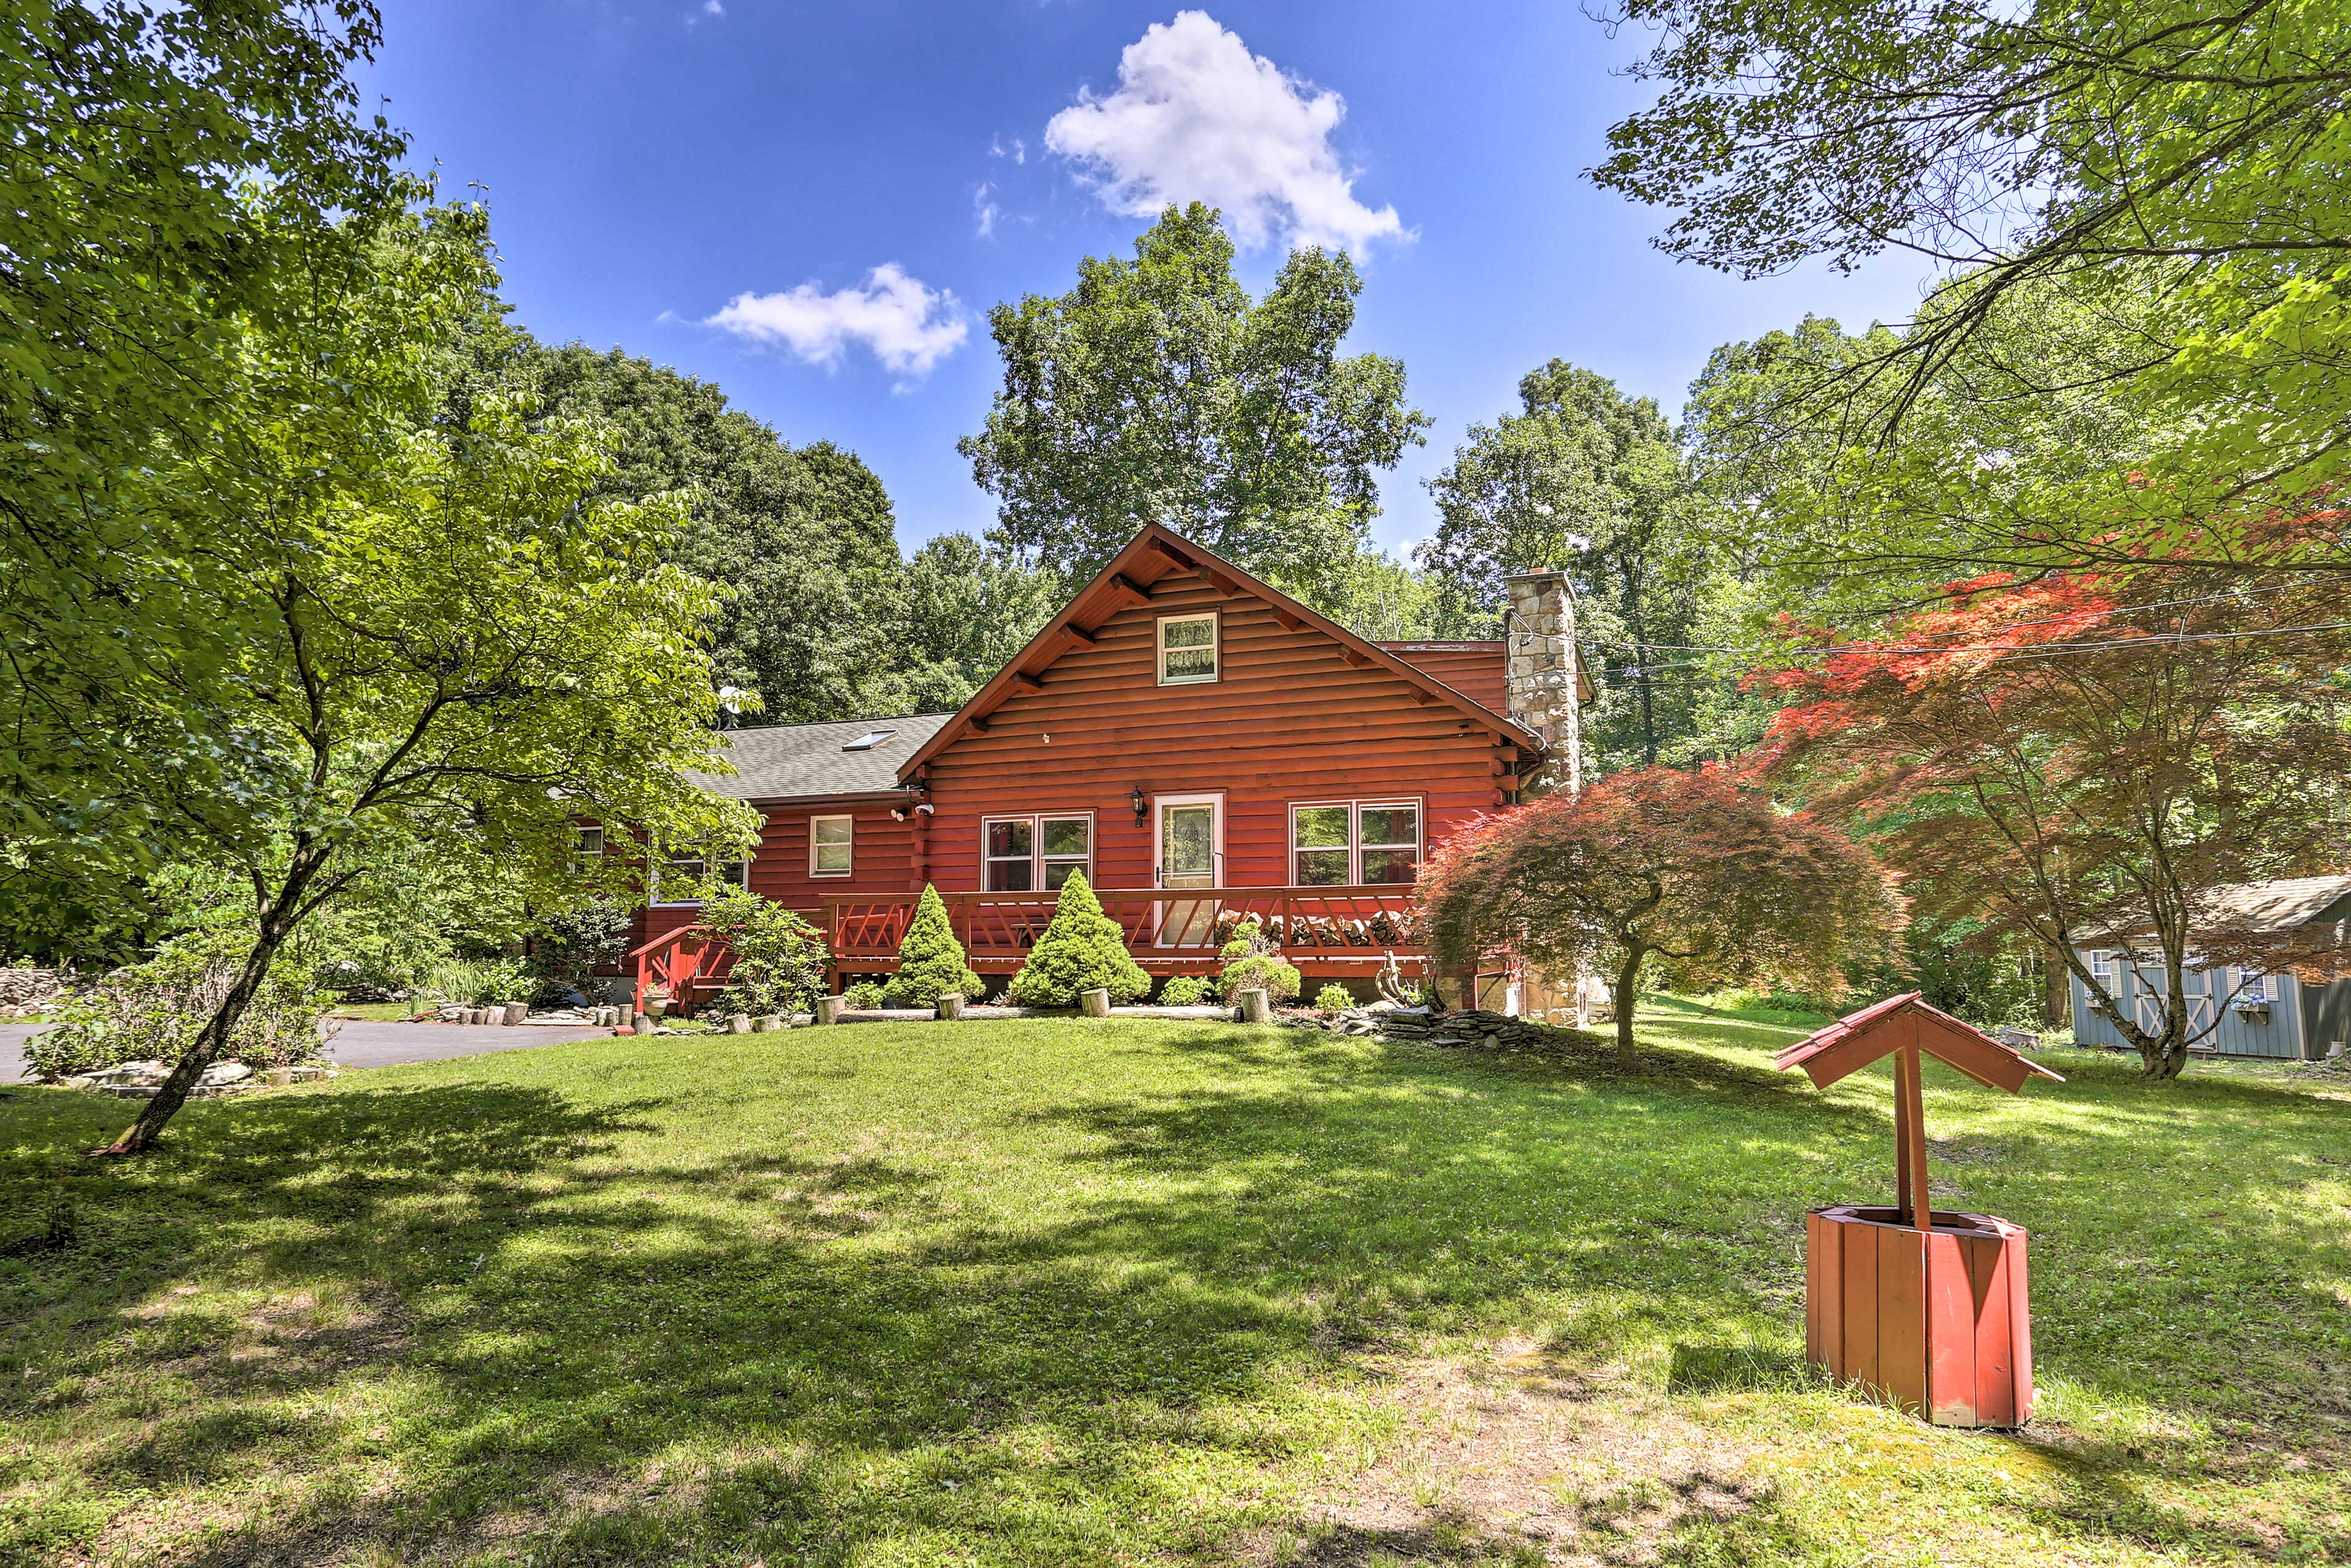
left=627, top=924, right=733, bottom=1016
left=822, top=886, right=1428, bottom=979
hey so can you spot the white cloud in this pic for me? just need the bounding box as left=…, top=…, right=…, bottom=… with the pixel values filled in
left=705, top=264, right=967, bottom=378
left=1044, top=10, right=1406, bottom=255
left=973, top=182, right=1002, bottom=239
left=987, top=133, right=1026, bottom=165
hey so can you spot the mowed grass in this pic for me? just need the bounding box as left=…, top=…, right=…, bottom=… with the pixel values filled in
left=1, top=1000, right=2345, bottom=1566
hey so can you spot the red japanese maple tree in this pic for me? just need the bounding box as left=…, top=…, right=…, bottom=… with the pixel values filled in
left=1753, top=571, right=2351, bottom=1078
left=1417, top=765, right=1902, bottom=1054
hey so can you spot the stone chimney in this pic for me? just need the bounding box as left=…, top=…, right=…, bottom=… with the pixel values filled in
left=1505, top=569, right=1582, bottom=797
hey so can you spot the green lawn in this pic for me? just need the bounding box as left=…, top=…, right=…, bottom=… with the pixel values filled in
left=2, top=999, right=2345, bottom=1566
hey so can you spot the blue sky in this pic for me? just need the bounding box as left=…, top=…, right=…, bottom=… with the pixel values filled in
left=362, top=1, right=1929, bottom=557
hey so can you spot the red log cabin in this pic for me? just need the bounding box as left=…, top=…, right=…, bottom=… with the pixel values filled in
left=621, top=523, right=1588, bottom=1009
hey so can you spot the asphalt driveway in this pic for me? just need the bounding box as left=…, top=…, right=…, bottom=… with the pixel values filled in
left=2, top=1018, right=616, bottom=1083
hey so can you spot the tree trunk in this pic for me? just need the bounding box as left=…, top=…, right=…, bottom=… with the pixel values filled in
left=99, top=855, right=324, bottom=1156
left=1611, top=948, right=1644, bottom=1057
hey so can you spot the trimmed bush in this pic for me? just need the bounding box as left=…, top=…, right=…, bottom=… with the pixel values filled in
left=1157, top=974, right=1211, bottom=1006
left=699, top=880, right=829, bottom=1017
left=1217, top=918, right=1301, bottom=1006
left=1005, top=872, right=1150, bottom=1007
left=1313, top=982, right=1354, bottom=1012
left=842, top=980, right=886, bottom=1009
left=880, top=885, right=984, bottom=1008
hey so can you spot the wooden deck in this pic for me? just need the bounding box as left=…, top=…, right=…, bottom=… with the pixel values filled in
left=823, top=886, right=1427, bottom=983
left=628, top=887, right=1429, bottom=1014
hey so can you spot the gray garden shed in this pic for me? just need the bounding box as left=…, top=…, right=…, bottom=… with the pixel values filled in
left=2069, top=876, right=2351, bottom=1062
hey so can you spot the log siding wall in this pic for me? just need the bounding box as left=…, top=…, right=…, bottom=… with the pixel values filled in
left=912, top=569, right=1516, bottom=893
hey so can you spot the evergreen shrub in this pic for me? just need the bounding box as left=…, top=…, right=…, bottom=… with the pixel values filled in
left=880, top=885, right=984, bottom=1008
left=1313, top=982, right=1354, bottom=1011
left=1217, top=918, right=1301, bottom=1005
left=1157, top=974, right=1211, bottom=1006
left=1005, top=872, right=1150, bottom=1007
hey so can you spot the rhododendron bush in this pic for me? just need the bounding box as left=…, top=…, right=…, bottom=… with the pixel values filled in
left=1753, top=571, right=2351, bottom=1079
left=1417, top=765, right=1902, bottom=1054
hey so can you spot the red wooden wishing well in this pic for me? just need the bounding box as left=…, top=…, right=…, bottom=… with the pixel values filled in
left=1776, top=992, right=2063, bottom=1428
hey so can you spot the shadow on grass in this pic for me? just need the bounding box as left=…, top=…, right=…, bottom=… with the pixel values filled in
left=0, top=1019, right=2344, bottom=1566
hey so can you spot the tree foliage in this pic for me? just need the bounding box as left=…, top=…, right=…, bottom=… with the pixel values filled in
left=1004, top=872, right=1151, bottom=1007
left=960, top=204, right=1430, bottom=612
left=1424, top=361, right=1725, bottom=770
left=697, top=880, right=829, bottom=1018
left=2, top=0, right=406, bottom=926
left=73, top=208, right=760, bottom=1152
left=882, top=883, right=984, bottom=1009
left=1418, top=767, right=1902, bottom=1053
left=1597, top=0, right=2351, bottom=577
left=1753, top=570, right=2351, bottom=1077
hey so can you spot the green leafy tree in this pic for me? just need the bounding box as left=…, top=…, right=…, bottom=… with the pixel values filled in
left=507, top=343, right=926, bottom=724
left=2, top=0, right=406, bottom=937
left=881, top=884, right=985, bottom=1008
left=959, top=203, right=1431, bottom=611
left=1004, top=872, right=1150, bottom=1007
left=1423, top=361, right=1723, bottom=771
left=1592, top=0, right=2351, bottom=577
left=524, top=905, right=634, bottom=1007
left=894, top=533, right=1066, bottom=711
left=84, top=209, right=760, bottom=1153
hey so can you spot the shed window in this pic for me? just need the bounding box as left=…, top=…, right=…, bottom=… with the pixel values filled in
left=1290, top=801, right=1422, bottom=887
left=2234, top=967, right=2273, bottom=1003
left=2088, top=950, right=2113, bottom=981
left=810, top=815, right=853, bottom=877
left=1157, top=613, right=1219, bottom=685
left=984, top=814, right=1093, bottom=891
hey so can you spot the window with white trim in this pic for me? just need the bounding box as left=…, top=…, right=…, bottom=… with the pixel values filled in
left=1290, top=801, right=1422, bottom=887
left=2088, top=950, right=2113, bottom=982
left=983, top=814, right=1093, bottom=891
left=2233, top=966, right=2273, bottom=1003
left=1157, top=612, right=1218, bottom=685
left=571, top=825, right=605, bottom=873
left=650, top=851, right=749, bottom=906
left=810, top=815, right=853, bottom=877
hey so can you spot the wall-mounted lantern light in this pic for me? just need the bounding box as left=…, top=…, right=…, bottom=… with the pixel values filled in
left=1130, top=784, right=1149, bottom=825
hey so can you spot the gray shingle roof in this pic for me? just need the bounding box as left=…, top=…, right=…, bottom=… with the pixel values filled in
left=688, top=713, right=955, bottom=801
left=2194, top=875, right=2351, bottom=934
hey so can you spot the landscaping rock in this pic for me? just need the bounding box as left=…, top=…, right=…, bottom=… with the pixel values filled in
left=198, top=1062, right=252, bottom=1087
left=503, top=1002, right=528, bottom=1026
left=814, top=996, right=845, bottom=1026
left=755, top=1014, right=782, bottom=1032
left=729, top=1013, right=751, bottom=1035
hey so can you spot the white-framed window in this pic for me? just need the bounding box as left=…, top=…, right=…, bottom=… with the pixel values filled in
left=650, top=852, right=749, bottom=906
left=809, top=814, right=853, bottom=877
left=1289, top=800, right=1422, bottom=887
left=571, top=825, right=606, bottom=873
left=2233, top=966, right=2273, bottom=1003
left=982, top=814, right=1094, bottom=891
left=2088, top=950, right=2113, bottom=982
left=1157, top=612, right=1219, bottom=685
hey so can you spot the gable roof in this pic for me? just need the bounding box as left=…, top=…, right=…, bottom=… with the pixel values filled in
left=897, top=523, right=1544, bottom=781
left=1774, top=991, right=2064, bottom=1094
left=2075, top=874, right=2351, bottom=945
left=691, top=713, right=953, bottom=802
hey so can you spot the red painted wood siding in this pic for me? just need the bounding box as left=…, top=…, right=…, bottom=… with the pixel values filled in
left=1378, top=642, right=1507, bottom=716
left=625, top=801, right=917, bottom=954
left=911, top=569, right=1518, bottom=892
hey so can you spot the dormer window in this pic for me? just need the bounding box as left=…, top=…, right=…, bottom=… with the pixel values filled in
left=1157, top=613, right=1218, bottom=685
left=842, top=729, right=897, bottom=752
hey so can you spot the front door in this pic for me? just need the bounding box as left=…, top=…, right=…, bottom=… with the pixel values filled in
left=1156, top=795, right=1221, bottom=948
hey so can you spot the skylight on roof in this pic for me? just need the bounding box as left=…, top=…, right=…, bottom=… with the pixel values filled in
left=841, top=729, right=898, bottom=752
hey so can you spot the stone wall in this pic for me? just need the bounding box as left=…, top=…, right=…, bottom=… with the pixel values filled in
left=1504, top=569, right=1581, bottom=797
